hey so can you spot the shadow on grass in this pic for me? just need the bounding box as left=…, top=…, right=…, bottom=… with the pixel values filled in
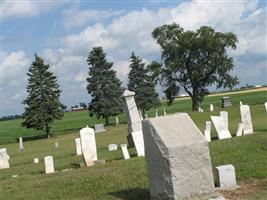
left=70, top=163, right=81, bottom=169
left=110, top=188, right=149, bottom=200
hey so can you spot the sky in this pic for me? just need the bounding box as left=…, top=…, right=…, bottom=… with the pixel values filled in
left=1, top=0, right=267, bottom=116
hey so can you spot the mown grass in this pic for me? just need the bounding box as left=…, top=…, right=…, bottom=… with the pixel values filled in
left=0, top=89, right=266, bottom=199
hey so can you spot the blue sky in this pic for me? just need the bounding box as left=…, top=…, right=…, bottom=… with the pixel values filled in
left=1, top=0, right=267, bottom=115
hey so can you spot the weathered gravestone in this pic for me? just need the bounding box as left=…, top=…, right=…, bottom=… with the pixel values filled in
left=210, top=104, right=214, bottom=112
left=204, top=121, right=212, bottom=142
left=142, top=113, right=215, bottom=200
left=236, top=123, right=243, bottom=137
left=221, top=96, right=232, bottom=108
left=0, top=148, right=10, bottom=169
left=215, top=164, right=237, bottom=188
left=210, top=116, right=232, bottom=139
left=94, top=123, right=106, bottom=133
left=155, top=109, right=158, bottom=117
left=120, top=144, right=130, bottom=160
left=75, top=138, right=82, bottom=156
left=265, top=102, right=267, bottom=112
left=240, top=105, right=253, bottom=134
left=220, top=111, right=228, bottom=130
left=54, top=141, right=59, bottom=148
left=122, top=90, right=145, bottom=157
left=19, top=137, right=24, bottom=151
left=115, top=116, right=119, bottom=126
left=108, top=144, right=117, bottom=151
left=80, top=126, right=98, bottom=166
left=44, top=156, right=54, bottom=174
left=163, top=107, right=167, bottom=116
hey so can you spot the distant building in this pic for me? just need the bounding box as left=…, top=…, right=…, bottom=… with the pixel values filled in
left=71, top=107, right=85, bottom=112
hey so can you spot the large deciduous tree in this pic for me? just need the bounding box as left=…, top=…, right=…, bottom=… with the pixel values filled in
left=86, top=47, right=123, bottom=125
left=152, top=23, right=239, bottom=111
left=128, top=52, right=160, bottom=116
left=22, top=54, right=64, bottom=137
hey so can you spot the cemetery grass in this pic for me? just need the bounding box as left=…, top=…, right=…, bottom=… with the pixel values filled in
left=0, top=88, right=266, bottom=199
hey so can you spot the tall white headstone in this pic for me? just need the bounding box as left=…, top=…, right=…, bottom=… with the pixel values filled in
left=80, top=126, right=98, bottom=166
left=204, top=121, right=212, bottom=142
left=121, top=144, right=130, bottom=160
left=155, top=109, right=158, bottom=117
left=115, top=116, right=119, bottom=125
left=220, top=111, right=228, bottom=130
left=265, top=102, right=267, bottom=112
left=236, top=123, right=243, bottom=137
left=44, top=156, right=54, bottom=174
left=211, top=116, right=232, bottom=139
left=122, top=90, right=145, bottom=157
left=19, top=137, right=24, bottom=151
left=163, top=107, right=167, bottom=116
left=0, top=148, right=10, bottom=169
left=75, top=138, right=82, bottom=156
left=210, top=104, right=214, bottom=112
left=240, top=105, right=253, bottom=134
left=240, top=101, right=243, bottom=106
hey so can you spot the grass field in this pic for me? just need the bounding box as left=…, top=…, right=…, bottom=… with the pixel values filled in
left=0, top=89, right=266, bottom=199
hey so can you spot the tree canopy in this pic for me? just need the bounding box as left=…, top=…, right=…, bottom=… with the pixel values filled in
left=22, top=54, right=64, bottom=137
left=86, top=47, right=123, bottom=125
left=128, top=52, right=160, bottom=116
left=152, top=23, right=239, bottom=110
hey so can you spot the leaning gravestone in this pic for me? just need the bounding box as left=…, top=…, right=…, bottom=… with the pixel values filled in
left=75, top=138, right=82, bottom=156
left=236, top=123, right=243, bottom=137
left=142, top=113, right=214, bottom=199
left=204, top=121, right=212, bottom=142
left=221, top=96, right=232, bottom=108
left=120, top=144, right=130, bottom=160
left=122, top=90, right=145, bottom=157
left=44, top=156, right=54, bottom=174
left=215, top=164, right=237, bottom=188
left=163, top=107, right=167, bottom=116
left=94, top=123, right=106, bottom=133
left=210, top=116, right=232, bottom=139
left=240, top=105, right=253, bottom=134
left=0, top=148, right=10, bottom=169
left=80, top=126, right=98, bottom=166
left=19, top=137, right=24, bottom=151
left=220, top=111, right=228, bottom=130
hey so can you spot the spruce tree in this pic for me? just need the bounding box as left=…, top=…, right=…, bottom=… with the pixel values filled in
left=86, top=47, right=123, bottom=125
left=128, top=52, right=159, bottom=116
left=22, top=54, right=64, bottom=137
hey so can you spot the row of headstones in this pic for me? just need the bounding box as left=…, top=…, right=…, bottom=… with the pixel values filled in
left=204, top=103, right=255, bottom=142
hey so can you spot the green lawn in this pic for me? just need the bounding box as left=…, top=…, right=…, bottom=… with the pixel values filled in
left=0, top=89, right=266, bottom=199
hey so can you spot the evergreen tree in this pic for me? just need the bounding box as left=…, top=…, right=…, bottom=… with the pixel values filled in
left=128, top=52, right=159, bottom=116
left=22, top=54, right=64, bottom=137
left=86, top=47, right=123, bottom=125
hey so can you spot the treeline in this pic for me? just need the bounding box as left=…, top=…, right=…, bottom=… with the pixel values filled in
left=0, top=115, right=21, bottom=121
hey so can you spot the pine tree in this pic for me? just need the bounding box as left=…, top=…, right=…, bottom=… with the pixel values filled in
left=86, top=47, right=123, bottom=125
left=128, top=52, right=159, bottom=116
left=22, top=54, right=64, bottom=137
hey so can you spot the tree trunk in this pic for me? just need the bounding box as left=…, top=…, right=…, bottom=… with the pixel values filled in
left=45, top=123, right=52, bottom=138
left=105, top=116, right=109, bottom=125
left=191, top=93, right=200, bottom=112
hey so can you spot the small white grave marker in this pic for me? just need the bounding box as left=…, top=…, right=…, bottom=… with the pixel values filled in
left=19, top=137, right=24, bottom=151
left=75, top=138, right=82, bottom=156
left=240, top=105, right=253, bottom=134
left=121, top=144, right=130, bottom=160
left=0, top=148, right=10, bottom=169
left=94, top=123, right=106, bottom=133
left=215, top=164, right=237, bottom=188
left=240, top=101, right=243, bottom=106
left=210, top=104, right=214, bottom=112
left=108, top=144, right=117, bottom=151
left=44, top=156, right=54, bottom=174
left=54, top=142, right=59, bottom=148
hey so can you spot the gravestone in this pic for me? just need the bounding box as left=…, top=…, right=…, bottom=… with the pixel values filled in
left=19, top=137, right=24, bottom=151
left=221, top=96, right=232, bottom=108
left=44, top=156, right=54, bottom=174
left=265, top=102, right=267, bottom=112
left=139, top=109, right=143, bottom=120
left=94, top=123, right=106, bottom=133
left=54, top=142, right=59, bottom=148
left=155, top=109, right=158, bottom=117
left=80, top=126, right=98, bottom=166
left=220, top=111, right=228, bottom=130
left=204, top=121, right=212, bottom=142
left=210, top=104, right=214, bottom=112
left=34, top=158, right=39, bottom=164
left=120, top=144, right=130, bottom=160
left=240, top=101, right=243, bottom=106
left=0, top=148, right=10, bottom=169
left=163, top=107, right=167, bottom=116
left=240, top=105, right=253, bottom=134
left=210, top=116, right=232, bottom=139
left=236, top=123, right=243, bottom=137
left=108, top=144, right=117, bottom=151
left=115, top=116, right=119, bottom=125
left=215, top=164, right=237, bottom=188
left=198, top=107, right=203, bottom=113
left=122, top=90, right=145, bottom=157
left=142, top=113, right=215, bottom=200
left=75, top=138, right=82, bottom=156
